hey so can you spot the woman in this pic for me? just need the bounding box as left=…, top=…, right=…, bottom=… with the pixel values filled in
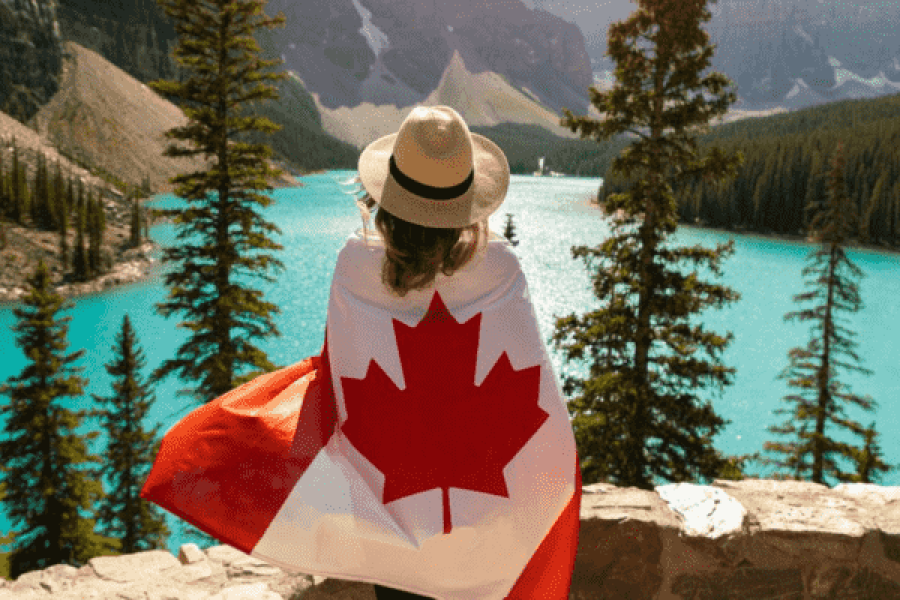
left=349, top=108, right=505, bottom=599
left=141, top=105, right=581, bottom=600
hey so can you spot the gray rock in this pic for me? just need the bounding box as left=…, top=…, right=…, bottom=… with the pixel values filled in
left=87, top=550, right=180, bottom=583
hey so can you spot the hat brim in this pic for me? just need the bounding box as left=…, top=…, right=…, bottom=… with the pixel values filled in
left=358, top=132, right=510, bottom=229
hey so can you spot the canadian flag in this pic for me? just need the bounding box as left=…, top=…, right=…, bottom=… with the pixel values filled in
left=140, top=229, right=582, bottom=599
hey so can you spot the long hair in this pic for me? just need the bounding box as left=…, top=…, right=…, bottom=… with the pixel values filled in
left=341, top=176, right=488, bottom=297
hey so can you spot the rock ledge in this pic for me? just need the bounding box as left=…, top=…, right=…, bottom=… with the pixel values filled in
left=0, top=479, right=898, bottom=598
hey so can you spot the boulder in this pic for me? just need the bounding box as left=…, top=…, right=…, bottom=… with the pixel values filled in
left=0, top=479, right=897, bottom=599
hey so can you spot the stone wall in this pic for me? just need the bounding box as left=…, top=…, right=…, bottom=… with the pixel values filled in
left=0, top=0, right=66, bottom=123
left=1, top=478, right=898, bottom=599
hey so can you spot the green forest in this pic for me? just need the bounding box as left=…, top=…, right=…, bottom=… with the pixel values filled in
left=0, top=137, right=150, bottom=285
left=475, top=90, right=900, bottom=251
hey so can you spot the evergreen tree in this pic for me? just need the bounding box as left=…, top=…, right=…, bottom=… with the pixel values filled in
left=52, top=160, right=65, bottom=231
left=758, top=141, right=896, bottom=485
left=11, top=137, right=23, bottom=224
left=87, top=193, right=106, bottom=275
left=29, top=153, right=43, bottom=228
left=0, top=138, right=7, bottom=217
left=87, top=194, right=99, bottom=275
left=845, top=420, right=891, bottom=484
left=130, top=195, right=141, bottom=248
left=551, top=0, right=758, bottom=489
left=96, top=194, right=107, bottom=270
left=58, top=199, right=69, bottom=269
left=90, top=314, right=170, bottom=553
left=146, top=0, right=289, bottom=413
left=58, top=171, right=70, bottom=270
left=0, top=260, right=116, bottom=579
left=502, top=213, right=520, bottom=247
left=73, top=205, right=88, bottom=281
left=76, top=175, right=85, bottom=219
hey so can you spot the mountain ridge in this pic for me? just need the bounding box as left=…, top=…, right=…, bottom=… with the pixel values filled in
left=25, top=41, right=302, bottom=198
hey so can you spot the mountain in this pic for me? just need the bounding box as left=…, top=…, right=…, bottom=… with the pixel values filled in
left=302, top=49, right=589, bottom=149
left=4, top=0, right=599, bottom=175
left=25, top=41, right=302, bottom=197
left=530, top=0, right=900, bottom=119
left=250, top=0, right=596, bottom=145
left=257, top=0, right=592, bottom=114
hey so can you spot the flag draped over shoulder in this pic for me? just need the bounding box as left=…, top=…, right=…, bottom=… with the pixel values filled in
left=140, top=229, right=582, bottom=600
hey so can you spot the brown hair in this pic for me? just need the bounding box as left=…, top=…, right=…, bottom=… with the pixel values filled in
left=347, top=177, right=488, bottom=297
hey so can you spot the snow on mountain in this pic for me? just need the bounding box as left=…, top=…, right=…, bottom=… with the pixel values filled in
left=550, top=0, right=900, bottom=122
left=350, top=0, right=389, bottom=58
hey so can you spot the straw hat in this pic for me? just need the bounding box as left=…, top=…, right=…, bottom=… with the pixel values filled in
left=357, top=105, right=510, bottom=229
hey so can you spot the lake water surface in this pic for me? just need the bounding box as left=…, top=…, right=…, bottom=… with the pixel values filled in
left=1, top=171, right=898, bottom=557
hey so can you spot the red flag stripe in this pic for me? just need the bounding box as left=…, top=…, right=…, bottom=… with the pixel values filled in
left=139, top=334, right=338, bottom=553
left=504, top=450, right=581, bottom=599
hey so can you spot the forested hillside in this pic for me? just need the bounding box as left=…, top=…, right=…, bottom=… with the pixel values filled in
left=488, top=91, right=900, bottom=250
left=469, top=123, right=618, bottom=176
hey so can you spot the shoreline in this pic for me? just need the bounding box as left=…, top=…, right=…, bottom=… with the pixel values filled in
left=0, top=177, right=310, bottom=308
left=0, top=243, right=160, bottom=308
left=575, top=195, right=900, bottom=258
left=3, top=184, right=895, bottom=309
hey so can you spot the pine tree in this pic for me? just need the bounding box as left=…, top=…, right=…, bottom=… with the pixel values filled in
left=90, top=314, right=170, bottom=553
left=58, top=170, right=70, bottom=270
left=76, top=175, right=85, bottom=219
left=58, top=198, right=69, bottom=269
left=29, top=153, right=44, bottom=228
left=11, top=137, right=23, bottom=224
left=74, top=205, right=88, bottom=281
left=0, top=138, right=8, bottom=218
left=96, top=194, right=108, bottom=270
left=87, top=193, right=106, bottom=275
left=146, top=0, right=289, bottom=413
left=758, top=141, right=897, bottom=485
left=87, top=194, right=99, bottom=275
left=502, top=213, right=520, bottom=247
left=130, top=195, right=141, bottom=248
left=52, top=160, right=65, bottom=231
left=551, top=0, right=758, bottom=489
left=0, top=260, right=117, bottom=579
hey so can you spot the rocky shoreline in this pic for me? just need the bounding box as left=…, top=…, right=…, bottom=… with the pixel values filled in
left=0, top=241, right=159, bottom=306
left=0, top=204, right=160, bottom=307
left=0, top=178, right=306, bottom=308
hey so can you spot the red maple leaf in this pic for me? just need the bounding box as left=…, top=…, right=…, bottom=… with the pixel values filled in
left=340, top=290, right=549, bottom=535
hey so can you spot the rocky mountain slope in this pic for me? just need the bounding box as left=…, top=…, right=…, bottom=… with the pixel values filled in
left=44, top=0, right=596, bottom=148
left=27, top=42, right=301, bottom=198
left=0, top=39, right=303, bottom=304
left=548, top=0, right=900, bottom=116
left=257, top=0, right=592, bottom=114
left=306, top=49, right=590, bottom=149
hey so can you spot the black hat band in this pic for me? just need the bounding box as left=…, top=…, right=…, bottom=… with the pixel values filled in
left=389, top=155, right=474, bottom=201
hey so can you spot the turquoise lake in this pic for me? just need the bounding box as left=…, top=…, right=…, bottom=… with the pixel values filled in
left=1, top=170, right=898, bottom=557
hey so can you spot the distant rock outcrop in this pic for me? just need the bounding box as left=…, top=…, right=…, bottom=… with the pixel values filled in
left=0, top=0, right=66, bottom=123
left=2, top=479, right=899, bottom=599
